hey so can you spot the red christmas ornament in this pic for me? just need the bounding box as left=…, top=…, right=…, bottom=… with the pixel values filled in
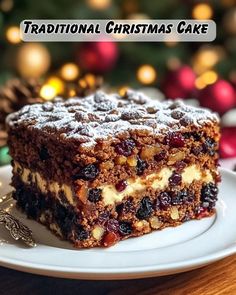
left=198, top=79, right=236, bottom=115
left=162, top=65, right=196, bottom=99
left=78, top=42, right=118, bottom=73
left=220, top=127, right=236, bottom=158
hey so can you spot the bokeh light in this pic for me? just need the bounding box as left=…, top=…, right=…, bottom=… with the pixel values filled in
left=83, top=73, right=96, bottom=87
left=192, top=3, right=213, bottom=20
left=192, top=46, right=224, bottom=74
left=6, top=26, right=21, bottom=44
left=0, top=0, right=13, bottom=12
left=17, top=43, right=51, bottom=78
left=60, top=63, right=79, bottom=81
left=167, top=57, right=181, bottom=70
left=86, top=0, right=111, bottom=10
left=47, top=76, right=65, bottom=94
left=40, top=84, right=56, bottom=100
left=195, top=71, right=218, bottom=89
left=137, top=64, right=157, bottom=85
left=119, top=86, right=129, bottom=96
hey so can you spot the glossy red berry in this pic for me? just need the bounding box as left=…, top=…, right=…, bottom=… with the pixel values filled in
left=115, top=180, right=127, bottom=192
left=166, top=132, right=185, bottom=148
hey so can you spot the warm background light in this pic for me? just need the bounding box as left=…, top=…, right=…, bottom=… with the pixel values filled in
left=167, top=57, right=181, bottom=70
left=0, top=0, right=13, bottom=12
left=68, top=88, right=76, bottom=97
left=137, top=64, right=157, bottom=85
left=40, top=84, right=56, bottom=100
left=17, top=43, right=51, bottom=78
left=192, top=3, right=213, bottom=20
left=47, top=76, right=65, bottom=94
left=83, top=73, right=96, bottom=88
left=119, top=86, right=129, bottom=96
left=127, top=13, right=149, bottom=20
left=60, top=63, right=79, bottom=81
left=6, top=26, right=21, bottom=44
left=192, top=46, right=224, bottom=74
left=195, top=71, right=218, bottom=90
left=86, top=0, right=111, bottom=10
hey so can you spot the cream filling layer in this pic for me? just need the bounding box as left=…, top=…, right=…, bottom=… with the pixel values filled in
left=14, top=162, right=214, bottom=207
left=101, top=165, right=213, bottom=205
left=13, top=162, right=75, bottom=206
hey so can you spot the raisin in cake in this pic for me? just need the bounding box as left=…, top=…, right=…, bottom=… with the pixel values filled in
left=6, top=90, right=220, bottom=248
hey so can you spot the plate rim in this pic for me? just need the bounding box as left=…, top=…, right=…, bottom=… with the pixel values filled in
left=0, top=166, right=236, bottom=279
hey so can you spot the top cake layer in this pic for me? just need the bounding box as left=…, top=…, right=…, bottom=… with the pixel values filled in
left=6, top=90, right=219, bottom=149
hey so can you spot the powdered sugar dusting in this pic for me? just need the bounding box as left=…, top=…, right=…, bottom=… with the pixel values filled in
left=6, top=90, right=219, bottom=148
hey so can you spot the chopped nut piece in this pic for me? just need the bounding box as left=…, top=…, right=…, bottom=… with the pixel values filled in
left=134, top=220, right=150, bottom=232
left=170, top=207, right=179, bottom=220
left=76, top=185, right=87, bottom=204
left=100, top=160, right=114, bottom=170
left=140, top=146, right=161, bottom=160
left=115, top=155, right=127, bottom=165
left=167, top=151, right=185, bottom=165
left=127, top=155, right=137, bottom=167
left=92, top=225, right=105, bottom=241
left=149, top=216, right=162, bottom=229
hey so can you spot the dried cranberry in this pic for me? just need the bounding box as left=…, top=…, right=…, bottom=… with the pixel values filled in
left=136, top=197, right=153, bottom=220
left=196, top=207, right=209, bottom=218
left=169, top=172, right=182, bottom=186
left=103, top=232, right=119, bottom=247
left=76, top=164, right=99, bottom=181
left=136, top=157, right=147, bottom=175
left=174, top=160, right=186, bottom=172
left=115, top=139, right=135, bottom=156
left=154, top=150, right=166, bottom=162
left=115, top=180, right=127, bottom=192
left=106, top=219, right=119, bottom=232
left=158, top=192, right=171, bottom=210
left=88, top=188, right=102, bottom=202
left=119, top=221, right=132, bottom=235
left=166, top=132, right=185, bottom=148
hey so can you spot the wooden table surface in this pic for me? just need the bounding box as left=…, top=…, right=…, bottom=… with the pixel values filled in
left=1, top=254, right=236, bottom=295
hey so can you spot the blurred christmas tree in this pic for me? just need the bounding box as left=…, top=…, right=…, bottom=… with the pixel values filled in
left=1, top=0, right=236, bottom=90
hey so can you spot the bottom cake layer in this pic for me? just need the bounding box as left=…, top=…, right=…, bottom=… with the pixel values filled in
left=12, top=176, right=218, bottom=248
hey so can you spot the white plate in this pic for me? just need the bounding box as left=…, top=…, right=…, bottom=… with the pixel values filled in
left=0, top=165, right=236, bottom=280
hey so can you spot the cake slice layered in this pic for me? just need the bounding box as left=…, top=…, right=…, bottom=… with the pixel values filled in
left=6, top=90, right=220, bottom=248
